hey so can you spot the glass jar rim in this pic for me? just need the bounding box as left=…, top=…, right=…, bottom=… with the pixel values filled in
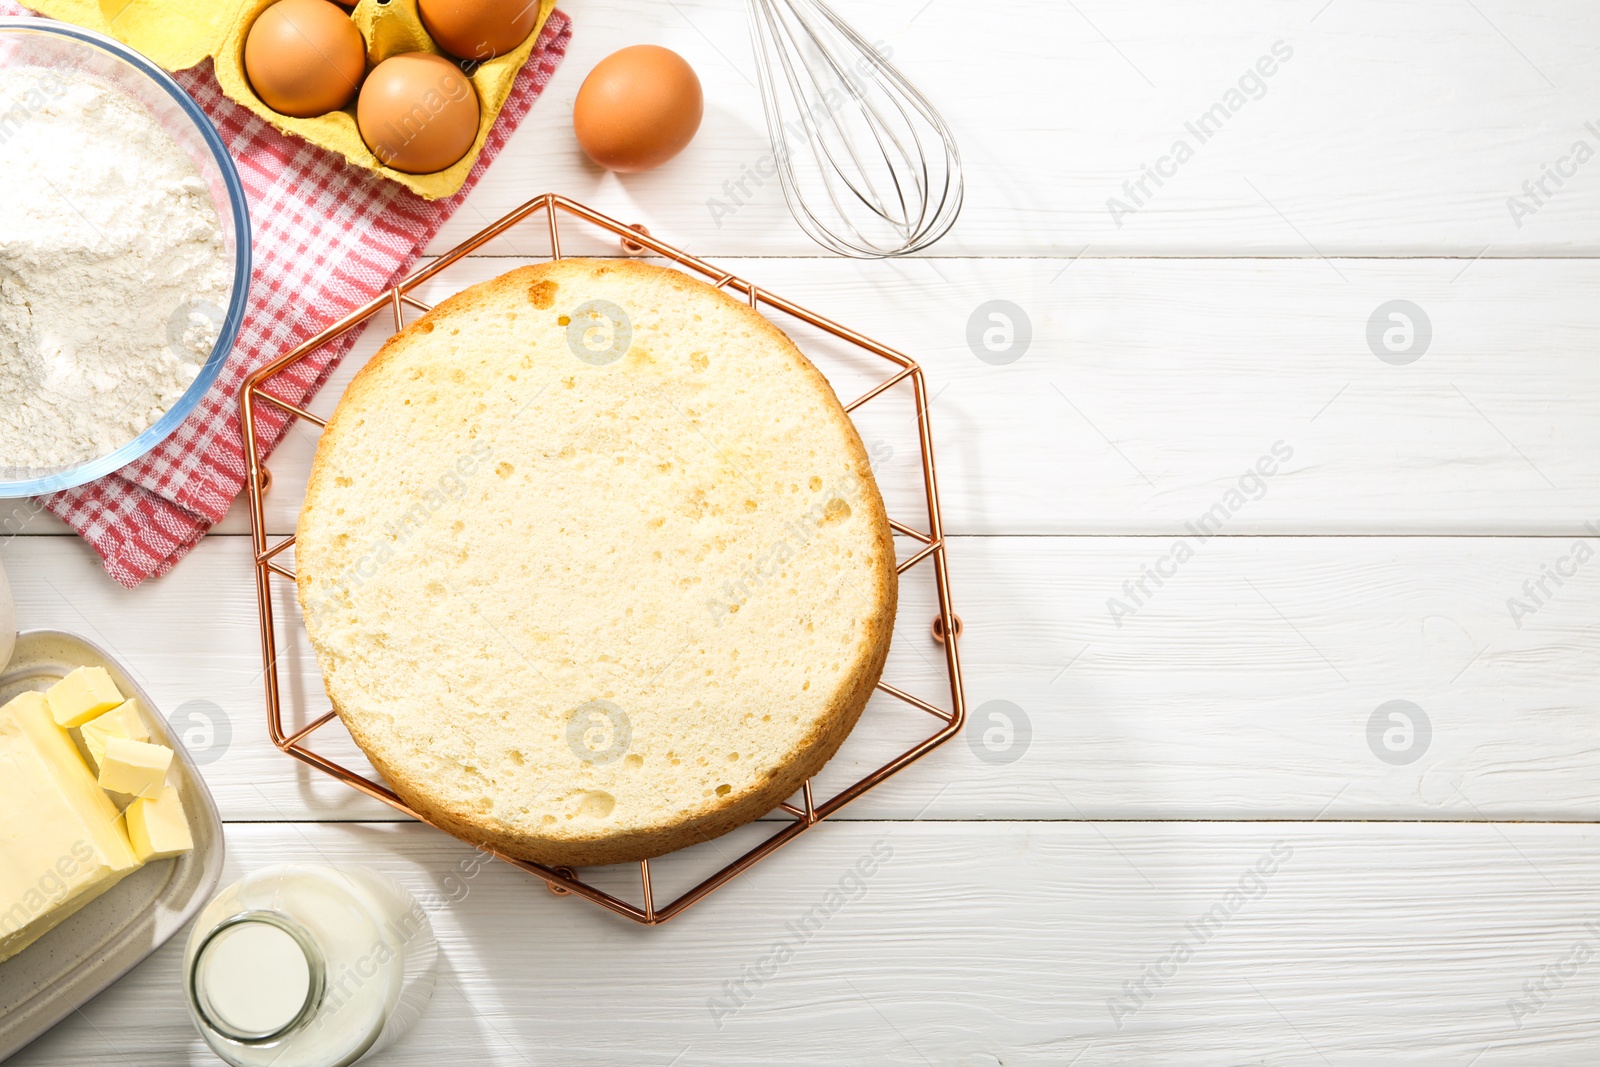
left=188, top=910, right=326, bottom=1045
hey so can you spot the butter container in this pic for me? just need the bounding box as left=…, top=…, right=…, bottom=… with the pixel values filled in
left=27, top=0, right=557, bottom=199
left=0, top=559, right=12, bottom=673
left=0, top=630, right=224, bottom=1061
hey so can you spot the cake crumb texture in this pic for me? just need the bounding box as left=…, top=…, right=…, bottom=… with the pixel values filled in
left=297, top=259, right=897, bottom=865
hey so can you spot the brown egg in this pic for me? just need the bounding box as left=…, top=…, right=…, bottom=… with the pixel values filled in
left=357, top=53, right=481, bottom=174
left=573, top=46, right=703, bottom=173
left=417, top=0, right=538, bottom=61
left=244, top=0, right=366, bottom=118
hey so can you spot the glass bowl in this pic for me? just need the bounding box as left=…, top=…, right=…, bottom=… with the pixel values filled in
left=0, top=19, right=251, bottom=499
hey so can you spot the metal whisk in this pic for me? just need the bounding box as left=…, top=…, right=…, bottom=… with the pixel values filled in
left=746, top=0, right=964, bottom=258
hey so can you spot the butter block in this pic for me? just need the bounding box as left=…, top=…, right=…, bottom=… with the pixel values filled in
left=0, top=691, right=142, bottom=963
left=45, top=666, right=124, bottom=728
left=125, top=786, right=194, bottom=862
left=97, top=736, right=173, bottom=799
left=80, top=699, right=150, bottom=771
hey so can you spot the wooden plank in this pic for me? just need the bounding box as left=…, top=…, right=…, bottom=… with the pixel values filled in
left=7, top=532, right=1599, bottom=822
left=17, top=256, right=1596, bottom=539
left=426, top=0, right=1600, bottom=258
left=219, top=256, right=1600, bottom=538
left=10, top=821, right=1600, bottom=1066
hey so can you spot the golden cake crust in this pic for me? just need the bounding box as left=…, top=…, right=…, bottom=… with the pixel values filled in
left=296, top=259, right=896, bottom=866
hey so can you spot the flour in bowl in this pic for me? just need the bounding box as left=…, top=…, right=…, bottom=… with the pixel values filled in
left=0, top=66, right=233, bottom=474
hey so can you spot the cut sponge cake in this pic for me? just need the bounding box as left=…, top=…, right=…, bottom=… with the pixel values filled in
left=296, top=259, right=897, bottom=866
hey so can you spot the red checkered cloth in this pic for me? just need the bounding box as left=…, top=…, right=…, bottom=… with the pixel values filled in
left=6, top=3, right=572, bottom=587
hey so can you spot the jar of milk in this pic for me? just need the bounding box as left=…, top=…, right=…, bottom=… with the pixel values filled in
left=183, top=864, right=438, bottom=1067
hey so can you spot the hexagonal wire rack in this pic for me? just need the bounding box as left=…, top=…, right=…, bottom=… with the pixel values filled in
left=240, top=193, right=966, bottom=925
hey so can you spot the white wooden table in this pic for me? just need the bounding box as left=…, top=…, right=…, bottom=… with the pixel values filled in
left=10, top=0, right=1600, bottom=1062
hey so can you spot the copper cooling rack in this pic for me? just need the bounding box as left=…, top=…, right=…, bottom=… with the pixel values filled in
left=240, top=194, right=965, bottom=925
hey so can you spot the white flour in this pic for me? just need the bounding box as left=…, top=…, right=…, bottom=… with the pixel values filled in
left=0, top=67, right=232, bottom=473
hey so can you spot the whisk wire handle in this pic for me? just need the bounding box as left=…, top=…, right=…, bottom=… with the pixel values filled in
left=748, top=0, right=964, bottom=258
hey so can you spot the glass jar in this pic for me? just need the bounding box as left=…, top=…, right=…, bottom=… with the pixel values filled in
left=183, top=864, right=438, bottom=1067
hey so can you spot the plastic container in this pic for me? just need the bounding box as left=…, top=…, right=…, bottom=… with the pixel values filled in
left=0, top=629, right=227, bottom=1062
left=0, top=19, right=251, bottom=499
left=0, top=559, right=13, bottom=670
left=184, top=864, right=437, bottom=1067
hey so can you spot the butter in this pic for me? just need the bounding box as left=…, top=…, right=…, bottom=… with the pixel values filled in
left=0, top=691, right=141, bottom=963
left=80, top=699, right=150, bottom=771
left=97, top=737, right=173, bottom=799
left=125, top=786, right=194, bottom=862
left=45, top=666, right=124, bottom=728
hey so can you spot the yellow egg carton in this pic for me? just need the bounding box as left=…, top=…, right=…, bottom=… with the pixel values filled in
left=32, top=0, right=558, bottom=199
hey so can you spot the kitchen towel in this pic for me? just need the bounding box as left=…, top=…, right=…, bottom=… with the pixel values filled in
left=7, top=2, right=572, bottom=587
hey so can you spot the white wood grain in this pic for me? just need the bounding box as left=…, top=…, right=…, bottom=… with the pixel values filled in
left=10, top=821, right=1600, bottom=1066
left=213, top=255, right=1600, bottom=539
left=18, top=255, right=1600, bottom=537
left=11, top=2, right=1600, bottom=1062
left=7, top=532, right=1599, bottom=822
left=424, top=0, right=1600, bottom=258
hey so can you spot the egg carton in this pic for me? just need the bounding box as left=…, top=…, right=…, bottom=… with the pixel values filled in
left=28, top=0, right=557, bottom=198
left=239, top=194, right=968, bottom=925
